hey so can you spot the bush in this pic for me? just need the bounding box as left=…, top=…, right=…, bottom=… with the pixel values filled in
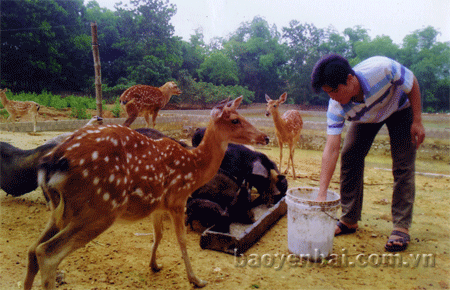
left=112, top=97, right=122, bottom=118
left=425, top=106, right=436, bottom=113
left=65, top=95, right=97, bottom=110
left=177, top=70, right=255, bottom=105
left=0, top=109, right=9, bottom=118
left=71, top=103, right=91, bottom=119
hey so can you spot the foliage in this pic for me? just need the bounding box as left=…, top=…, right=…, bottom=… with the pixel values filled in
left=126, top=55, right=172, bottom=85
left=197, top=52, right=239, bottom=86
left=1, top=0, right=91, bottom=92
left=1, top=0, right=448, bottom=111
left=0, top=91, right=108, bottom=119
left=71, top=104, right=91, bottom=119
left=223, top=16, right=288, bottom=102
left=177, top=70, right=254, bottom=105
left=0, top=109, right=8, bottom=118
left=112, top=98, right=122, bottom=118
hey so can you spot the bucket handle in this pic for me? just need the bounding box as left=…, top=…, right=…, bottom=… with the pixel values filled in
left=321, top=208, right=339, bottom=221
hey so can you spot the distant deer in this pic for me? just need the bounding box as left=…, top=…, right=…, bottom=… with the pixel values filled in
left=120, top=81, right=182, bottom=128
left=24, top=97, right=269, bottom=290
left=265, top=93, right=303, bottom=178
left=0, top=88, right=40, bottom=132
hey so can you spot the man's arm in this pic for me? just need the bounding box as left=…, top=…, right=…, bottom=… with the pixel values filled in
left=407, top=76, right=425, bottom=148
left=316, top=134, right=341, bottom=201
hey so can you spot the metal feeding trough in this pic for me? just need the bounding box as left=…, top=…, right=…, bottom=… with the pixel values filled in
left=199, top=197, right=287, bottom=255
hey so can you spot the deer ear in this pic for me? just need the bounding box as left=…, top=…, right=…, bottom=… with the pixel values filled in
left=211, top=98, right=230, bottom=120
left=227, top=96, right=242, bottom=110
left=279, top=93, right=287, bottom=103
left=265, top=94, right=271, bottom=103
left=210, top=108, right=222, bottom=121
left=215, top=98, right=230, bottom=110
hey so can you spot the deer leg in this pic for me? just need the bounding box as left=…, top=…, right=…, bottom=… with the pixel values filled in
left=289, top=144, right=296, bottom=178
left=149, top=212, right=164, bottom=272
left=34, top=215, right=115, bottom=290
left=143, top=112, right=151, bottom=128
left=24, top=218, right=60, bottom=290
left=151, top=111, right=158, bottom=128
left=6, top=112, right=16, bottom=123
left=170, top=209, right=207, bottom=288
left=32, top=112, right=37, bottom=132
left=34, top=110, right=38, bottom=132
left=123, top=103, right=138, bottom=127
left=278, top=139, right=284, bottom=174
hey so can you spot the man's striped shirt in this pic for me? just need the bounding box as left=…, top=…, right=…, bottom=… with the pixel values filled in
left=327, top=56, right=414, bottom=135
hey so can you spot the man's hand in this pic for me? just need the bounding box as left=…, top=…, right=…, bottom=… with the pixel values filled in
left=315, top=194, right=327, bottom=202
left=410, top=121, right=425, bottom=149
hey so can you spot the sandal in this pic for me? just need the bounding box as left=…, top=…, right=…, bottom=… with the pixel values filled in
left=385, top=230, right=410, bottom=252
left=335, top=221, right=357, bottom=236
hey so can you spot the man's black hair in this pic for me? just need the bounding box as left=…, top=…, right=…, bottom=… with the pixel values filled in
left=311, top=54, right=355, bottom=93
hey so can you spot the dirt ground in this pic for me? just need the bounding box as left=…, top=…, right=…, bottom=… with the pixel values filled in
left=1, top=110, right=449, bottom=290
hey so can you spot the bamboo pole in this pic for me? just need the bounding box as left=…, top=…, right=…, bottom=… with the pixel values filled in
left=91, top=22, right=103, bottom=118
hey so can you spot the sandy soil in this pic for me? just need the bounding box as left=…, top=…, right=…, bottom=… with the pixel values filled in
left=1, top=118, right=449, bottom=289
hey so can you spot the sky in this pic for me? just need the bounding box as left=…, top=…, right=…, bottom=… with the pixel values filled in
left=95, top=0, right=450, bottom=45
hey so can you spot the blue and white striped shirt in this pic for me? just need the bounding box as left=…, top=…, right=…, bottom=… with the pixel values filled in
left=326, top=56, right=414, bottom=135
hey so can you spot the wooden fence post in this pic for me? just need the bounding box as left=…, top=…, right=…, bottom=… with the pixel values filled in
left=91, top=22, right=102, bottom=118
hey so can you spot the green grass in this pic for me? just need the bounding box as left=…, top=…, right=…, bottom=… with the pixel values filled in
left=1, top=91, right=108, bottom=119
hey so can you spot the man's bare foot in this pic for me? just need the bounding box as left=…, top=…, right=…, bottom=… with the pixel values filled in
left=335, top=220, right=358, bottom=236
left=385, top=228, right=410, bottom=252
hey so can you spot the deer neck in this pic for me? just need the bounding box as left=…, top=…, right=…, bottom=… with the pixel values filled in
left=0, top=93, right=8, bottom=106
left=192, top=121, right=228, bottom=185
left=271, top=109, right=286, bottom=132
left=159, top=86, right=172, bottom=106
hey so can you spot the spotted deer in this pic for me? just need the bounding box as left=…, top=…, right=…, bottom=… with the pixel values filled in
left=0, top=88, right=40, bottom=132
left=24, top=97, right=269, bottom=290
left=265, top=93, right=303, bottom=178
left=120, top=81, right=182, bottom=128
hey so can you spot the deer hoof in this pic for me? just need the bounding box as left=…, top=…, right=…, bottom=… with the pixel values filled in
left=150, top=263, right=162, bottom=272
left=191, top=277, right=207, bottom=288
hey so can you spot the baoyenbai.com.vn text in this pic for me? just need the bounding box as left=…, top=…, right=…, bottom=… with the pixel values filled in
left=233, top=248, right=435, bottom=270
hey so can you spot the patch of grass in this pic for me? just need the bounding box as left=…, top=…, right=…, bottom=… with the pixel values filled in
left=112, top=98, right=122, bottom=118
left=0, top=109, right=9, bottom=119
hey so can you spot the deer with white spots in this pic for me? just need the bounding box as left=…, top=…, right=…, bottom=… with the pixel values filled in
left=24, top=97, right=269, bottom=290
left=1, top=88, right=40, bottom=132
left=265, top=93, right=303, bottom=178
left=120, top=81, right=182, bottom=128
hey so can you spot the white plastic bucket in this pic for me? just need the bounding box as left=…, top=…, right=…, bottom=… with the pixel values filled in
left=286, top=187, right=340, bottom=262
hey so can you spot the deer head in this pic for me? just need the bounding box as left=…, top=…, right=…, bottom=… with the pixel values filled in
left=209, top=96, right=269, bottom=146
left=160, top=81, right=182, bottom=96
left=265, top=92, right=287, bottom=117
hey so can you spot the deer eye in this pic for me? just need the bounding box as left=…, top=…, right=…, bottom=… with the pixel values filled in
left=231, top=119, right=240, bottom=125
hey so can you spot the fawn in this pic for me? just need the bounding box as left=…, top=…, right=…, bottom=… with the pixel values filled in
left=0, top=88, right=40, bottom=132
left=265, top=93, right=303, bottom=178
left=120, top=81, right=182, bottom=128
left=24, top=97, right=269, bottom=290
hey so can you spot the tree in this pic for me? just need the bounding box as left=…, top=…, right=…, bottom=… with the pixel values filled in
left=415, top=26, right=440, bottom=50
left=224, top=16, right=288, bottom=102
left=111, top=0, right=182, bottom=86
left=399, top=27, right=450, bottom=112
left=179, top=29, right=207, bottom=80
left=281, top=21, right=327, bottom=105
left=343, top=25, right=370, bottom=58
left=85, top=0, right=124, bottom=86
left=1, top=0, right=91, bottom=92
left=318, top=27, right=351, bottom=57
left=353, top=35, right=400, bottom=60
left=127, top=55, right=171, bottom=85
left=197, top=52, right=239, bottom=86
